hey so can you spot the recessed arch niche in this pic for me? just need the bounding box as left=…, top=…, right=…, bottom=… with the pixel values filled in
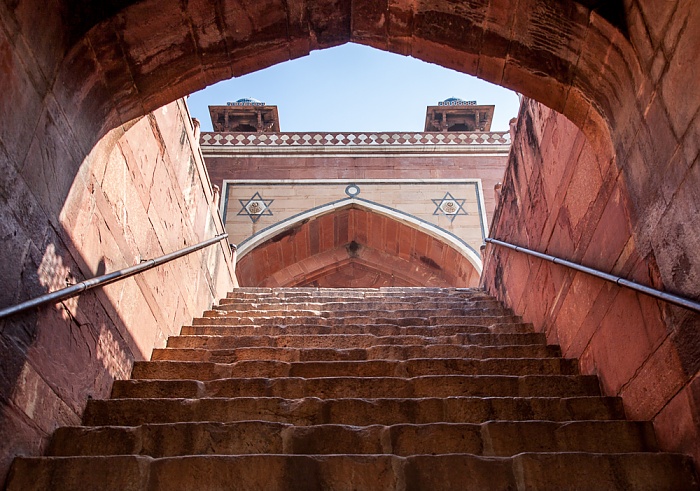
left=235, top=203, right=482, bottom=287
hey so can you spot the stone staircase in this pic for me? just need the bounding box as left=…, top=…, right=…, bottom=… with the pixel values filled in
left=7, top=287, right=698, bottom=490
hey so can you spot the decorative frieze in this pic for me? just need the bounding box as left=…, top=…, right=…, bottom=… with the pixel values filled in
left=200, top=131, right=511, bottom=147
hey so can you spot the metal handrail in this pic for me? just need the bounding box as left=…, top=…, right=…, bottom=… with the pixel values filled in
left=0, top=233, right=230, bottom=320
left=485, top=237, right=700, bottom=314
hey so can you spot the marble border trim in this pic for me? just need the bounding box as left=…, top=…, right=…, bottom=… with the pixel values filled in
left=221, top=179, right=490, bottom=240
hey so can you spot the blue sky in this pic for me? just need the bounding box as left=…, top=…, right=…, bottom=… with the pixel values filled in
left=187, top=43, right=520, bottom=133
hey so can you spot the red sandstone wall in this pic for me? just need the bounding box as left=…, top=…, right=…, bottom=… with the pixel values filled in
left=0, top=98, right=235, bottom=484
left=482, top=98, right=700, bottom=465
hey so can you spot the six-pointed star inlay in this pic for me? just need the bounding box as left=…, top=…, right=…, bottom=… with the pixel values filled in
left=432, top=192, right=468, bottom=223
left=238, top=192, right=274, bottom=223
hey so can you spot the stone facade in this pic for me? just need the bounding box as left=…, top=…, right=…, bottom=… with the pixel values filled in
left=226, top=180, right=487, bottom=254
left=201, top=129, right=510, bottom=287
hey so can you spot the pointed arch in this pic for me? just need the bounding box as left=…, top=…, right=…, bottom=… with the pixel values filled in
left=71, top=0, right=634, bottom=154
left=236, top=199, right=483, bottom=273
left=235, top=203, right=482, bottom=287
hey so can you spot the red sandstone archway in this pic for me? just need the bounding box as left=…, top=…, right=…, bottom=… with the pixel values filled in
left=66, top=0, right=632, bottom=162
left=32, top=0, right=642, bottom=266
left=5, top=0, right=700, bottom=475
left=236, top=206, right=481, bottom=287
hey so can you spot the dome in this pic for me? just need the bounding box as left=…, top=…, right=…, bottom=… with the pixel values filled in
left=236, top=97, right=262, bottom=104
left=438, top=97, right=476, bottom=106
left=227, top=97, right=265, bottom=106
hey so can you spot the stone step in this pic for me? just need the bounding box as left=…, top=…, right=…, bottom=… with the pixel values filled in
left=166, top=333, right=548, bottom=349
left=225, top=289, right=487, bottom=299
left=47, top=420, right=658, bottom=457
left=222, top=295, right=494, bottom=304
left=226, top=286, right=482, bottom=292
left=8, top=285, right=698, bottom=491
left=224, top=291, right=488, bottom=299
left=131, top=358, right=578, bottom=380
left=179, top=323, right=534, bottom=337
left=112, top=375, right=600, bottom=399
left=11, top=453, right=697, bottom=490
left=215, top=303, right=505, bottom=311
left=84, top=396, right=625, bottom=426
left=226, top=286, right=485, bottom=292
left=216, top=299, right=506, bottom=310
left=207, top=307, right=509, bottom=318
left=191, top=315, right=522, bottom=327
left=151, top=344, right=563, bottom=363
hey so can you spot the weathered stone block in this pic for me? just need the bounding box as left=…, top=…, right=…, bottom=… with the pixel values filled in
left=620, top=336, right=687, bottom=420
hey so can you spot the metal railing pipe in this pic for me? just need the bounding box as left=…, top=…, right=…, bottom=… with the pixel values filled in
left=485, top=237, right=700, bottom=314
left=0, top=233, right=230, bottom=320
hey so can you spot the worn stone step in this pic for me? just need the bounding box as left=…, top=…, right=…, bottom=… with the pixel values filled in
left=216, top=299, right=506, bottom=311
left=221, top=296, right=495, bottom=305
left=211, top=310, right=504, bottom=322
left=225, top=288, right=486, bottom=294
left=9, top=284, right=696, bottom=491
left=47, top=420, right=658, bottom=458
left=84, top=396, right=626, bottom=426
left=223, top=292, right=488, bottom=300
left=216, top=297, right=505, bottom=306
left=206, top=307, right=509, bottom=319
left=192, top=315, right=521, bottom=327
left=11, top=453, right=697, bottom=491
left=225, top=288, right=488, bottom=299
left=220, top=298, right=504, bottom=314
left=180, top=323, right=533, bottom=337
left=112, top=375, right=600, bottom=399
left=131, top=358, right=578, bottom=380
left=152, top=344, right=563, bottom=363
left=166, top=333, right=548, bottom=349
left=224, top=295, right=492, bottom=302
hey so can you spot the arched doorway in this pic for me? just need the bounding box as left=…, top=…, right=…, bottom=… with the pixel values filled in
left=71, top=0, right=629, bottom=150
left=236, top=203, right=481, bottom=287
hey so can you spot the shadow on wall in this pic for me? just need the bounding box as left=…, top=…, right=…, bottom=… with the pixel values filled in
left=0, top=251, right=144, bottom=487
left=482, top=98, right=700, bottom=466
left=0, top=100, right=234, bottom=486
